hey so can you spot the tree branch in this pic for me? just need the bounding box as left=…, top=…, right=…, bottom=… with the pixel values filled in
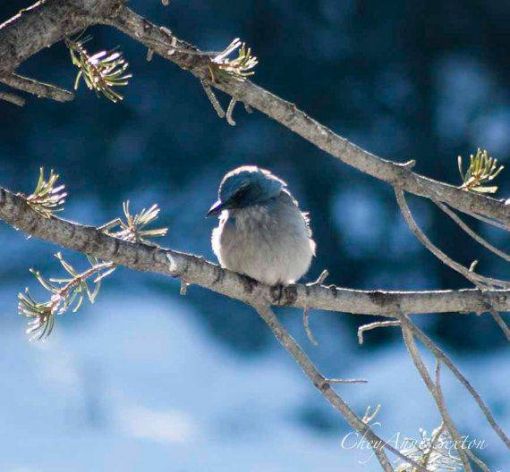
left=106, top=6, right=510, bottom=226
left=402, top=316, right=510, bottom=449
left=0, top=1, right=509, bottom=227
left=0, top=90, right=25, bottom=106
left=253, top=304, right=427, bottom=471
left=0, top=0, right=119, bottom=73
left=395, top=188, right=510, bottom=290
left=399, top=315, right=472, bottom=471
left=2, top=185, right=510, bottom=319
left=435, top=200, right=510, bottom=262
left=0, top=73, right=74, bottom=102
left=1, top=3, right=509, bottom=468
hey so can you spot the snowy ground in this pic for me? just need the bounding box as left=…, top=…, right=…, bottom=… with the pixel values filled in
left=0, top=288, right=507, bottom=471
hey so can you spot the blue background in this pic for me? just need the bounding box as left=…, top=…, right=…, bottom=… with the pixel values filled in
left=0, top=0, right=508, bottom=470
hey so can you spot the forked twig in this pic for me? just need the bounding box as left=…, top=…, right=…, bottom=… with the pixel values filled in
left=399, top=315, right=472, bottom=471
left=435, top=200, right=510, bottom=262
left=254, top=304, right=428, bottom=472
left=302, top=270, right=330, bottom=346
left=395, top=188, right=510, bottom=290
left=404, top=318, right=510, bottom=448
left=226, top=98, right=237, bottom=126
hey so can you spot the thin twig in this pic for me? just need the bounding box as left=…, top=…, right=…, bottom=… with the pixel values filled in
left=0, top=73, right=74, bottom=102
left=405, top=319, right=510, bottom=449
left=395, top=188, right=510, bottom=289
left=0, top=91, right=25, bottom=106
left=464, top=449, right=491, bottom=472
left=180, top=279, right=189, bottom=296
left=308, top=269, right=330, bottom=286
left=434, top=362, right=491, bottom=472
left=357, top=320, right=400, bottom=345
left=399, top=315, right=472, bottom=472
left=201, top=80, right=225, bottom=118
left=460, top=208, right=510, bottom=232
left=435, top=200, right=510, bottom=262
left=487, top=305, right=510, bottom=341
left=302, top=270, right=331, bottom=345
left=302, top=271, right=331, bottom=345
left=226, top=97, right=237, bottom=125
left=327, top=377, right=368, bottom=384
left=303, top=306, right=319, bottom=346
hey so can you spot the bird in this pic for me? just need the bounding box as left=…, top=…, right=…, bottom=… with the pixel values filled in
left=208, top=165, right=316, bottom=286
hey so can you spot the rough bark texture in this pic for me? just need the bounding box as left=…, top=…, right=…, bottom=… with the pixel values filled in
left=1, top=3, right=508, bottom=469
left=0, top=0, right=119, bottom=73
left=0, top=73, right=74, bottom=101
left=0, top=1, right=509, bottom=227
left=1, top=186, right=509, bottom=317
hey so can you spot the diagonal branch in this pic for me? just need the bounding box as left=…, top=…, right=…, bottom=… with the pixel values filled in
left=104, top=5, right=510, bottom=228
left=395, top=188, right=510, bottom=290
left=396, top=188, right=510, bottom=340
left=434, top=363, right=491, bottom=472
left=253, top=304, right=427, bottom=472
left=399, top=314, right=472, bottom=471
left=0, top=73, right=74, bottom=102
left=435, top=200, right=510, bottom=263
left=403, top=318, right=510, bottom=449
left=0, top=1, right=510, bottom=227
left=0, top=90, right=25, bottom=106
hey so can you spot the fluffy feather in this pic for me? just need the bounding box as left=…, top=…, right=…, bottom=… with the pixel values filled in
left=210, top=167, right=315, bottom=285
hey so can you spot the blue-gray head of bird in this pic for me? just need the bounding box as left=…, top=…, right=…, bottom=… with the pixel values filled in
left=207, top=165, right=286, bottom=216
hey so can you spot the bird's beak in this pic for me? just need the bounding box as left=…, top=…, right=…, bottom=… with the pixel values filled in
left=206, top=199, right=226, bottom=217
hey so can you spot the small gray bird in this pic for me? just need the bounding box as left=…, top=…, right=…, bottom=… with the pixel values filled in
left=208, top=166, right=316, bottom=285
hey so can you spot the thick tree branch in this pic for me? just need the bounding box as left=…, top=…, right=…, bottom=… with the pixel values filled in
left=0, top=0, right=119, bottom=73
left=1, top=1, right=509, bottom=227
left=105, top=7, right=510, bottom=226
left=2, top=185, right=510, bottom=318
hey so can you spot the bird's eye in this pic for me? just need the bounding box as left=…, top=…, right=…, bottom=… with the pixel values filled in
left=232, top=184, right=250, bottom=203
